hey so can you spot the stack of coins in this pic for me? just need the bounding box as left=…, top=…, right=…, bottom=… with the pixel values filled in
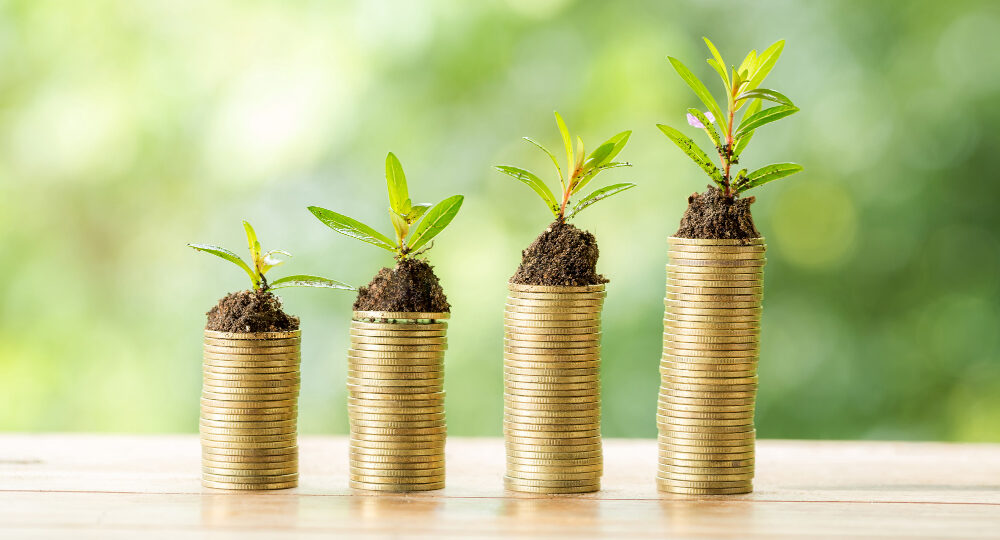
left=201, top=329, right=301, bottom=490
left=347, top=311, right=449, bottom=492
left=503, top=283, right=605, bottom=494
left=658, top=237, right=765, bottom=495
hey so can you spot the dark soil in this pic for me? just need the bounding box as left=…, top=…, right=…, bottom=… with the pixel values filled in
left=205, top=289, right=300, bottom=332
left=511, top=220, right=608, bottom=286
left=675, top=186, right=761, bottom=240
left=354, top=258, right=450, bottom=313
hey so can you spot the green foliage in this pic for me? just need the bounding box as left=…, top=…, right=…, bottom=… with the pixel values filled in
left=309, top=153, right=465, bottom=259
left=497, top=111, right=636, bottom=221
left=189, top=221, right=353, bottom=292
left=660, top=38, right=803, bottom=196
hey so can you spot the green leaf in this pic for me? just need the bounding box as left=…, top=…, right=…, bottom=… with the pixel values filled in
left=385, top=152, right=409, bottom=215
left=407, top=203, right=432, bottom=223
left=736, top=163, right=803, bottom=192
left=308, top=206, right=397, bottom=252
left=496, top=165, right=560, bottom=217
left=703, top=37, right=730, bottom=90
left=554, top=111, right=573, bottom=183
left=260, top=249, right=290, bottom=275
left=738, top=49, right=758, bottom=78
left=736, top=105, right=799, bottom=138
left=747, top=40, right=784, bottom=91
left=523, top=137, right=563, bottom=184
left=733, top=98, right=762, bottom=157
left=585, top=130, right=631, bottom=169
left=668, top=56, right=726, bottom=133
left=567, top=183, right=636, bottom=219
left=687, top=108, right=722, bottom=152
left=408, top=195, right=464, bottom=253
left=270, top=274, right=356, bottom=291
left=390, top=210, right=408, bottom=246
left=656, top=124, right=724, bottom=188
left=574, top=161, right=631, bottom=196
left=737, top=88, right=793, bottom=107
left=242, top=221, right=261, bottom=270
left=188, top=243, right=258, bottom=286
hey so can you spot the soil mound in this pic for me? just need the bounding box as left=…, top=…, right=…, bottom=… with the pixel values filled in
left=206, top=289, right=300, bottom=332
left=675, top=186, right=760, bottom=240
left=511, top=220, right=608, bottom=286
left=354, top=258, right=450, bottom=313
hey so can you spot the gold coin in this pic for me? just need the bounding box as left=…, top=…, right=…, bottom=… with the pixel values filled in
left=662, top=373, right=758, bottom=384
left=655, top=476, right=753, bottom=489
left=349, top=464, right=445, bottom=476
left=504, top=371, right=600, bottom=383
left=509, top=291, right=606, bottom=301
left=348, top=397, right=443, bottom=408
left=666, top=250, right=766, bottom=261
left=350, top=343, right=447, bottom=353
left=664, top=319, right=760, bottom=331
left=661, top=367, right=757, bottom=379
left=506, top=446, right=601, bottom=457
left=204, top=344, right=299, bottom=355
left=667, top=304, right=762, bottom=316
left=508, top=283, right=605, bottom=293
left=503, top=341, right=600, bottom=352
left=348, top=356, right=443, bottom=367
left=503, top=328, right=601, bottom=339
left=201, top=389, right=298, bottom=400
left=200, top=430, right=297, bottom=441
left=350, top=480, right=444, bottom=492
left=662, top=390, right=756, bottom=401
left=205, top=329, right=300, bottom=339
left=504, top=421, right=599, bottom=433
left=350, top=459, right=445, bottom=471
left=203, top=353, right=299, bottom=364
left=348, top=364, right=443, bottom=375
left=666, top=293, right=763, bottom=305
left=501, top=475, right=600, bottom=488
left=656, top=484, right=751, bottom=495
left=503, top=483, right=598, bottom=494
left=505, top=407, right=599, bottom=419
left=350, top=328, right=446, bottom=338
left=200, top=400, right=296, bottom=411
left=350, top=335, right=448, bottom=346
left=200, top=421, right=296, bottom=433
left=664, top=315, right=761, bottom=326
left=347, top=349, right=445, bottom=359
left=201, top=413, right=296, bottom=424
left=505, top=304, right=603, bottom=316
left=657, top=400, right=754, bottom=413
left=352, top=319, right=447, bottom=328
left=662, top=345, right=758, bottom=358
left=504, top=345, right=599, bottom=357
left=202, top=366, right=298, bottom=376
left=504, top=312, right=601, bottom=322
left=658, top=441, right=755, bottom=453
left=203, top=464, right=298, bottom=476
left=663, top=332, right=759, bottom=345
left=504, top=365, right=599, bottom=376
left=350, top=441, right=443, bottom=452
left=201, top=439, right=297, bottom=450
left=202, top=479, right=298, bottom=490
left=347, top=369, right=442, bottom=381
left=667, top=243, right=765, bottom=254
left=505, top=363, right=601, bottom=374
left=662, top=341, right=760, bottom=354
left=203, top=370, right=300, bottom=381
left=662, top=383, right=758, bottom=395
left=666, top=262, right=762, bottom=274
left=658, top=448, right=754, bottom=460
left=350, top=435, right=446, bottom=445
left=504, top=379, right=600, bottom=391
left=657, top=421, right=755, bottom=434
left=506, top=295, right=604, bottom=306
left=350, top=456, right=443, bottom=466
left=666, top=284, right=763, bottom=295
left=670, top=255, right=766, bottom=266
left=665, top=301, right=762, bottom=312
left=351, top=420, right=445, bottom=431
left=505, top=432, right=601, bottom=443
left=202, top=378, right=300, bottom=390
left=502, top=318, right=601, bottom=329
left=201, top=392, right=298, bottom=404
left=504, top=350, right=601, bottom=362
left=507, top=456, right=602, bottom=467
left=202, top=457, right=297, bottom=469
left=346, top=382, right=443, bottom=394
left=504, top=331, right=601, bottom=343
left=349, top=390, right=445, bottom=401
left=659, top=397, right=755, bottom=409
left=352, top=311, right=449, bottom=321
left=656, top=406, right=753, bottom=419
left=667, top=273, right=763, bottom=284
left=203, top=471, right=298, bottom=483
left=504, top=389, right=599, bottom=400
left=504, top=394, right=599, bottom=406
left=351, top=423, right=446, bottom=434
left=505, top=469, right=602, bottom=481
left=201, top=444, right=296, bottom=455
left=661, top=357, right=758, bottom=369
left=505, top=443, right=602, bottom=455
left=204, top=337, right=300, bottom=348
left=660, top=458, right=754, bottom=469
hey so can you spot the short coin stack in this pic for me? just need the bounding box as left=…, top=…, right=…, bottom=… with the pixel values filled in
left=201, top=329, right=301, bottom=490
left=347, top=311, right=448, bottom=492
left=658, top=237, right=765, bottom=495
left=503, top=282, right=605, bottom=494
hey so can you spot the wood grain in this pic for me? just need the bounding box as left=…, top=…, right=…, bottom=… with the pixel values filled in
left=1, top=435, right=999, bottom=538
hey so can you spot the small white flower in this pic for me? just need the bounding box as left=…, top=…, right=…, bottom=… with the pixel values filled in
left=686, top=111, right=715, bottom=129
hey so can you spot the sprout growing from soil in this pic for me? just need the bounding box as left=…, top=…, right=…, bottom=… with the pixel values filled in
left=188, top=221, right=354, bottom=292
left=496, top=112, right=635, bottom=221
left=659, top=38, right=803, bottom=197
left=308, top=152, right=464, bottom=260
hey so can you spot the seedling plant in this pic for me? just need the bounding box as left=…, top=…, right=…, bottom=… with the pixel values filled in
left=658, top=38, right=802, bottom=196
left=189, top=221, right=354, bottom=292
left=496, top=112, right=635, bottom=221
left=308, top=152, right=464, bottom=259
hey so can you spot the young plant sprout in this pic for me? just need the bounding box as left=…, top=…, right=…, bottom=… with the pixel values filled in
left=188, top=221, right=354, bottom=292
left=308, top=152, right=464, bottom=259
left=496, top=112, right=635, bottom=221
left=658, top=38, right=802, bottom=196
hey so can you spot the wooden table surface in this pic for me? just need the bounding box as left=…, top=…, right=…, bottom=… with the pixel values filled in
left=1, top=435, right=999, bottom=538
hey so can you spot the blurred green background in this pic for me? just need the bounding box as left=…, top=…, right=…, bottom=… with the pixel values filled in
left=2, top=0, right=999, bottom=441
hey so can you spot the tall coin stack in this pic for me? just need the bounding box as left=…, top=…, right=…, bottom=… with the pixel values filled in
left=503, top=283, right=605, bottom=494
left=201, top=329, right=301, bottom=490
left=347, top=311, right=449, bottom=492
left=658, top=237, right=765, bottom=495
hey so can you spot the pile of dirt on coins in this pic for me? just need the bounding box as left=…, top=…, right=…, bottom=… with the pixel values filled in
left=511, top=220, right=608, bottom=286
left=674, top=186, right=760, bottom=240
left=354, top=258, right=450, bottom=313
left=205, top=289, right=299, bottom=332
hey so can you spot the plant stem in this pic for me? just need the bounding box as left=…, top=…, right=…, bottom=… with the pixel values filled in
left=723, top=92, right=736, bottom=198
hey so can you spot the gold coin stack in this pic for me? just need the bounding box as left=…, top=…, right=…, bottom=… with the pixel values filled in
left=658, top=237, right=765, bottom=495
left=503, top=282, right=605, bottom=494
left=347, top=311, right=449, bottom=492
left=201, top=329, right=301, bottom=490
